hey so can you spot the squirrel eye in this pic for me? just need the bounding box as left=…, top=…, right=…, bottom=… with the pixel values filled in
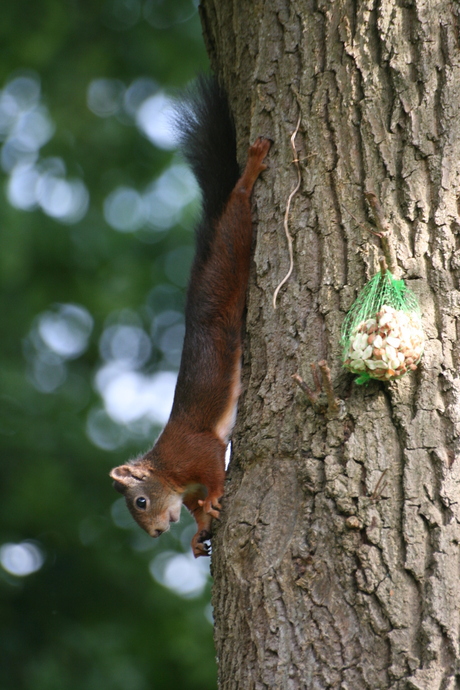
left=135, top=497, right=147, bottom=510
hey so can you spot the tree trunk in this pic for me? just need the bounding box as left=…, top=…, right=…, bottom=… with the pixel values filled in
left=200, top=1, right=460, bottom=687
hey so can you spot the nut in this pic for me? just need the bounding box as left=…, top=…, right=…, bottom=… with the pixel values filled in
left=344, top=305, right=425, bottom=381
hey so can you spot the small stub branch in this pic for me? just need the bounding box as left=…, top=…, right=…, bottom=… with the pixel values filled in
left=292, top=360, right=341, bottom=417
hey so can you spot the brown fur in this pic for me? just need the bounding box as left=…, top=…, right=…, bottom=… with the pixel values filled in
left=111, top=136, right=270, bottom=557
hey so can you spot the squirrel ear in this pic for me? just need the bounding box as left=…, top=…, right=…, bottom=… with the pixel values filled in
left=110, top=464, right=149, bottom=488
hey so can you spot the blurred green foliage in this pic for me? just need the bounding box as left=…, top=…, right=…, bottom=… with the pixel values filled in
left=0, top=1, right=218, bottom=688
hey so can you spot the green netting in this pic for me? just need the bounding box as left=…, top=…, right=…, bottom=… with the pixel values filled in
left=341, top=271, right=420, bottom=347
left=341, top=270, right=424, bottom=384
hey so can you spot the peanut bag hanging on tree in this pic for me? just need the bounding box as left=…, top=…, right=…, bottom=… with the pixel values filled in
left=341, top=265, right=425, bottom=384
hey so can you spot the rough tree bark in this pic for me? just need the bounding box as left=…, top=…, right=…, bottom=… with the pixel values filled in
left=200, top=1, right=460, bottom=688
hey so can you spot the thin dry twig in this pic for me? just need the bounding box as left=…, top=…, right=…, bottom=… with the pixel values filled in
left=370, top=469, right=388, bottom=502
left=273, top=113, right=302, bottom=309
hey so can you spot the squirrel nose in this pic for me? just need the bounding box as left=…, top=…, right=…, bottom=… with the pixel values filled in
left=152, top=528, right=164, bottom=538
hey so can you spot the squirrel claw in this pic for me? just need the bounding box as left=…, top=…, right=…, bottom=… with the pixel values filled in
left=197, top=497, right=222, bottom=519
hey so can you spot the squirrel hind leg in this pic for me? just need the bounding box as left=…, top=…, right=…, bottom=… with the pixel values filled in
left=184, top=488, right=221, bottom=557
left=236, top=137, right=271, bottom=195
left=191, top=492, right=222, bottom=556
left=191, top=529, right=212, bottom=558
left=190, top=507, right=214, bottom=558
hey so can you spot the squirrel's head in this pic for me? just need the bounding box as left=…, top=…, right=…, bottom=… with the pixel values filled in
left=110, top=462, right=183, bottom=537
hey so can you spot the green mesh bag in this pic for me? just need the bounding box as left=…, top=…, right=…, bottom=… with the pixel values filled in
left=341, top=270, right=424, bottom=384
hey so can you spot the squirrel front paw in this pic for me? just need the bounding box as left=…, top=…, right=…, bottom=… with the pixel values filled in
left=197, top=496, right=222, bottom=520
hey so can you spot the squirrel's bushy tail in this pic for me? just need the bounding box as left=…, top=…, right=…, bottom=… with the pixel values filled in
left=174, top=75, right=240, bottom=257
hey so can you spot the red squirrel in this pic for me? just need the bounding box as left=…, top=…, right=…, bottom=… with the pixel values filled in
left=110, top=76, right=270, bottom=557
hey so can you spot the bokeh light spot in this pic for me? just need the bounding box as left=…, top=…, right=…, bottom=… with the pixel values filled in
left=144, top=163, right=198, bottom=230
left=99, top=324, right=151, bottom=367
left=123, top=77, right=157, bottom=117
left=136, top=92, right=176, bottom=150
left=38, top=304, right=93, bottom=359
left=96, top=367, right=177, bottom=425
left=149, top=550, right=210, bottom=598
left=36, top=174, right=89, bottom=224
left=29, top=351, right=67, bottom=393
left=7, top=163, right=40, bottom=209
left=0, top=541, right=45, bottom=577
left=87, top=78, right=126, bottom=118
left=86, top=408, right=127, bottom=450
left=104, top=186, right=146, bottom=232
